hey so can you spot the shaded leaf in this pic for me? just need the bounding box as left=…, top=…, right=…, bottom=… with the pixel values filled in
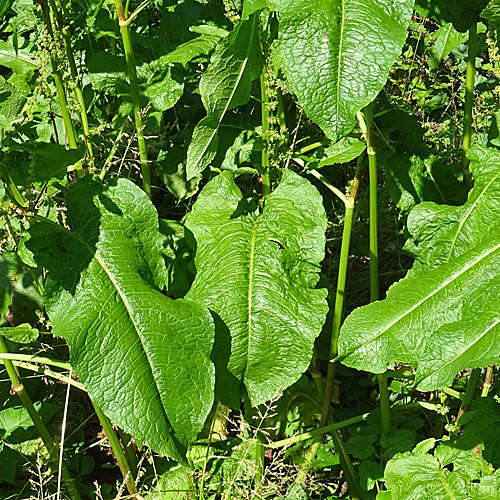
left=186, top=14, right=262, bottom=180
left=428, top=23, right=468, bottom=71
left=27, top=176, right=215, bottom=460
left=185, top=170, right=328, bottom=406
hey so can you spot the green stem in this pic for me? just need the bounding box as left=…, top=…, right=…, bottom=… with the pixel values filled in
left=0, top=336, right=81, bottom=500
left=49, top=0, right=94, bottom=174
left=117, top=428, right=139, bottom=478
left=114, top=0, right=151, bottom=197
left=463, top=23, right=477, bottom=188
left=457, top=367, right=481, bottom=421
left=260, top=72, right=271, bottom=197
left=0, top=352, right=71, bottom=369
left=309, top=169, right=347, bottom=204
left=293, top=163, right=363, bottom=497
left=295, top=140, right=330, bottom=156
left=100, top=124, right=126, bottom=181
left=38, top=0, right=77, bottom=151
left=92, top=401, right=138, bottom=496
left=363, top=104, right=392, bottom=443
left=481, top=366, right=494, bottom=397
left=255, top=430, right=265, bottom=487
left=0, top=359, right=86, bottom=390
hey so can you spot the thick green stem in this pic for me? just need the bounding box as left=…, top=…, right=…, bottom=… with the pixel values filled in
left=457, top=367, right=481, bottom=421
left=363, top=104, right=392, bottom=442
left=0, top=336, right=81, bottom=500
left=117, top=428, right=139, bottom=478
left=92, top=401, right=138, bottom=496
left=38, top=0, right=77, bottom=151
left=255, top=430, right=265, bottom=487
left=114, top=0, right=151, bottom=197
left=463, top=24, right=477, bottom=188
left=293, top=164, right=363, bottom=497
left=49, top=0, right=94, bottom=173
left=260, top=72, right=271, bottom=197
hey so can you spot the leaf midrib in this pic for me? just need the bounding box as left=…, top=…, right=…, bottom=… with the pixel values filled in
left=246, top=214, right=260, bottom=374
left=42, top=217, right=171, bottom=425
left=349, top=239, right=500, bottom=355
left=192, top=14, right=258, bottom=172
left=446, top=169, right=500, bottom=263
left=335, top=0, right=345, bottom=135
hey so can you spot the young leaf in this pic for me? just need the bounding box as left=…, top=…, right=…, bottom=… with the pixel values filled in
left=428, top=23, right=468, bottom=71
left=337, top=232, right=500, bottom=390
left=406, top=145, right=500, bottom=276
left=271, top=0, right=414, bottom=142
left=26, top=176, right=215, bottom=461
left=186, top=14, right=262, bottom=180
left=185, top=170, right=328, bottom=407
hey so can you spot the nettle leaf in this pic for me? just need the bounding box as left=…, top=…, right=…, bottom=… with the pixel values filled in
left=185, top=170, right=328, bottom=407
left=406, top=145, right=500, bottom=276
left=26, top=176, right=215, bottom=460
left=272, top=0, right=414, bottom=142
left=337, top=232, right=500, bottom=390
left=186, top=14, right=262, bottom=180
left=427, top=23, right=468, bottom=72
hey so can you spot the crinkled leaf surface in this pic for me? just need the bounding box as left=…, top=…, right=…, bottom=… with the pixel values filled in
left=186, top=14, right=262, bottom=180
left=272, top=0, right=414, bottom=142
left=337, top=232, right=500, bottom=390
left=185, top=170, right=328, bottom=407
left=406, top=145, right=500, bottom=276
left=383, top=438, right=495, bottom=499
left=0, top=324, right=38, bottom=343
left=26, top=176, right=215, bottom=460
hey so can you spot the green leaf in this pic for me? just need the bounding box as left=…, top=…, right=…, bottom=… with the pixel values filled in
left=271, top=0, right=414, bottom=142
left=316, top=137, right=366, bottom=168
left=428, top=23, right=468, bottom=71
left=162, top=34, right=221, bottom=65
left=0, top=323, right=38, bottom=343
left=26, top=176, right=215, bottom=460
left=0, top=75, right=26, bottom=128
left=482, top=0, right=500, bottom=24
left=186, top=14, right=262, bottom=180
left=415, top=0, right=488, bottom=32
left=185, top=170, right=328, bottom=407
left=359, top=459, right=384, bottom=491
left=406, top=145, right=500, bottom=276
left=383, top=438, right=495, bottom=499
left=337, top=232, right=500, bottom=390
left=0, top=40, right=37, bottom=75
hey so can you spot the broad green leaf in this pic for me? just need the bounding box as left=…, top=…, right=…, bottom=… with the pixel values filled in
left=162, top=34, right=221, bottom=65
left=383, top=439, right=494, bottom=499
left=0, top=40, right=37, bottom=75
left=337, top=232, right=500, bottom=390
left=0, top=75, right=26, bottom=128
left=241, top=0, right=269, bottom=19
left=428, top=23, right=468, bottom=71
left=0, top=323, right=38, bottom=343
left=26, top=176, right=215, bottom=460
left=186, top=14, right=262, bottom=180
left=272, top=0, right=414, bottom=142
left=415, top=0, right=488, bottom=32
left=406, top=145, right=500, bottom=276
left=185, top=170, right=328, bottom=407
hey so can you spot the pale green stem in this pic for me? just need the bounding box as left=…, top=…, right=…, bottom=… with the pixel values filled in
left=114, top=0, right=151, bottom=197
left=117, top=428, right=139, bottom=478
left=255, top=431, right=265, bottom=487
left=295, top=140, right=330, bottom=155
left=309, top=169, right=347, bottom=204
left=100, top=123, right=126, bottom=181
left=481, top=366, right=494, bottom=397
left=463, top=23, right=477, bottom=188
left=294, top=163, right=363, bottom=497
left=38, top=0, right=77, bottom=151
left=92, top=401, right=138, bottom=496
left=49, top=0, right=94, bottom=173
left=260, top=72, right=271, bottom=196
left=0, top=336, right=82, bottom=500
left=363, top=104, right=392, bottom=443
